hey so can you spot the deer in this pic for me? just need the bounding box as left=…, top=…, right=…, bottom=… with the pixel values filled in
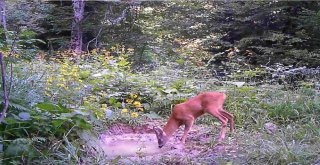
left=153, top=92, right=234, bottom=148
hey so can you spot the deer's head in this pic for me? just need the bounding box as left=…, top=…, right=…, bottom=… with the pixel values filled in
left=153, top=126, right=167, bottom=148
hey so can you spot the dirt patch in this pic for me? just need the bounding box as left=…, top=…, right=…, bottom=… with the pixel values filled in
left=99, top=121, right=174, bottom=158
left=100, top=133, right=169, bottom=157
left=85, top=121, right=239, bottom=164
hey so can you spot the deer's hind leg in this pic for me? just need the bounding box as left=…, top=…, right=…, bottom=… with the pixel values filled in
left=219, top=109, right=235, bottom=132
left=206, top=106, right=228, bottom=142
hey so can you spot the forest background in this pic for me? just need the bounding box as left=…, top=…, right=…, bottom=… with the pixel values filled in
left=0, top=0, right=319, bottom=164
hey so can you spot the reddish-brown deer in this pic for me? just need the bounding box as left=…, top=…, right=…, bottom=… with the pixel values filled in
left=154, top=92, right=234, bottom=148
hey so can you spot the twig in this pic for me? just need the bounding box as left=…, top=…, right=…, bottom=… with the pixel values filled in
left=7, top=31, right=19, bottom=97
left=86, top=4, right=110, bottom=52
left=0, top=53, right=9, bottom=123
left=86, top=5, right=130, bottom=52
left=109, top=7, right=129, bottom=25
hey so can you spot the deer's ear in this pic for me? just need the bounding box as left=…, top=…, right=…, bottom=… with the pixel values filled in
left=153, top=126, right=163, bottom=138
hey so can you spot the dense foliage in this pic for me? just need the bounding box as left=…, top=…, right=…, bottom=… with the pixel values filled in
left=0, top=1, right=319, bottom=164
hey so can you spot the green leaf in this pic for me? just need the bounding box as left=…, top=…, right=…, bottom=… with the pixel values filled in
left=36, top=103, right=71, bottom=113
left=5, top=140, right=33, bottom=157
left=19, top=30, right=37, bottom=39
left=80, top=70, right=91, bottom=79
left=143, top=112, right=161, bottom=119
left=118, top=60, right=129, bottom=67
left=52, top=119, right=66, bottom=128
left=57, top=103, right=72, bottom=113
left=36, top=103, right=59, bottom=112
left=74, top=117, right=92, bottom=129
left=108, top=97, right=116, bottom=105
left=4, top=118, right=16, bottom=124
left=115, top=102, right=122, bottom=108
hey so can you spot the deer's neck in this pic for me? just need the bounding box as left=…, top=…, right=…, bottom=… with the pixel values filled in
left=162, top=116, right=181, bottom=138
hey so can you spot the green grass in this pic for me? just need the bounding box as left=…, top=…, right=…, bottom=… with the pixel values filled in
left=238, top=125, right=320, bottom=165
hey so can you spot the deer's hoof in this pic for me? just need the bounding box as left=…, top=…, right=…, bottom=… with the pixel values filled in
left=172, top=143, right=185, bottom=149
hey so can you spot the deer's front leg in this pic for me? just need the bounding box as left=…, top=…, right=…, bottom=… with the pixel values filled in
left=180, top=118, right=194, bottom=144
left=171, top=118, right=194, bottom=149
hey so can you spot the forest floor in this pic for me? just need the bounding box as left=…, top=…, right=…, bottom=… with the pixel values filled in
left=85, top=119, right=240, bottom=164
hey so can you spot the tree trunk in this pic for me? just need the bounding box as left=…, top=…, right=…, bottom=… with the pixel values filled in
left=0, top=53, right=9, bottom=123
left=0, top=0, right=8, bottom=40
left=70, top=0, right=84, bottom=54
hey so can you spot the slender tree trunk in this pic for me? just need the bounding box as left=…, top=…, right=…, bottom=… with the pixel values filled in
left=70, top=0, right=84, bottom=54
left=0, top=53, right=9, bottom=123
left=0, top=0, right=8, bottom=40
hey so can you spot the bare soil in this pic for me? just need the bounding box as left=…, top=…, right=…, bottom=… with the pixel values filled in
left=88, top=120, right=239, bottom=164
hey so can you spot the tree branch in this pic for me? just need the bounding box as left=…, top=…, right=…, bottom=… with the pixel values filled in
left=86, top=4, right=110, bottom=52
left=109, top=7, right=129, bottom=25
left=86, top=5, right=130, bottom=51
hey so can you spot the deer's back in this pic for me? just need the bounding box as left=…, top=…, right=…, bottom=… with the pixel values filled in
left=172, top=92, right=226, bottom=119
